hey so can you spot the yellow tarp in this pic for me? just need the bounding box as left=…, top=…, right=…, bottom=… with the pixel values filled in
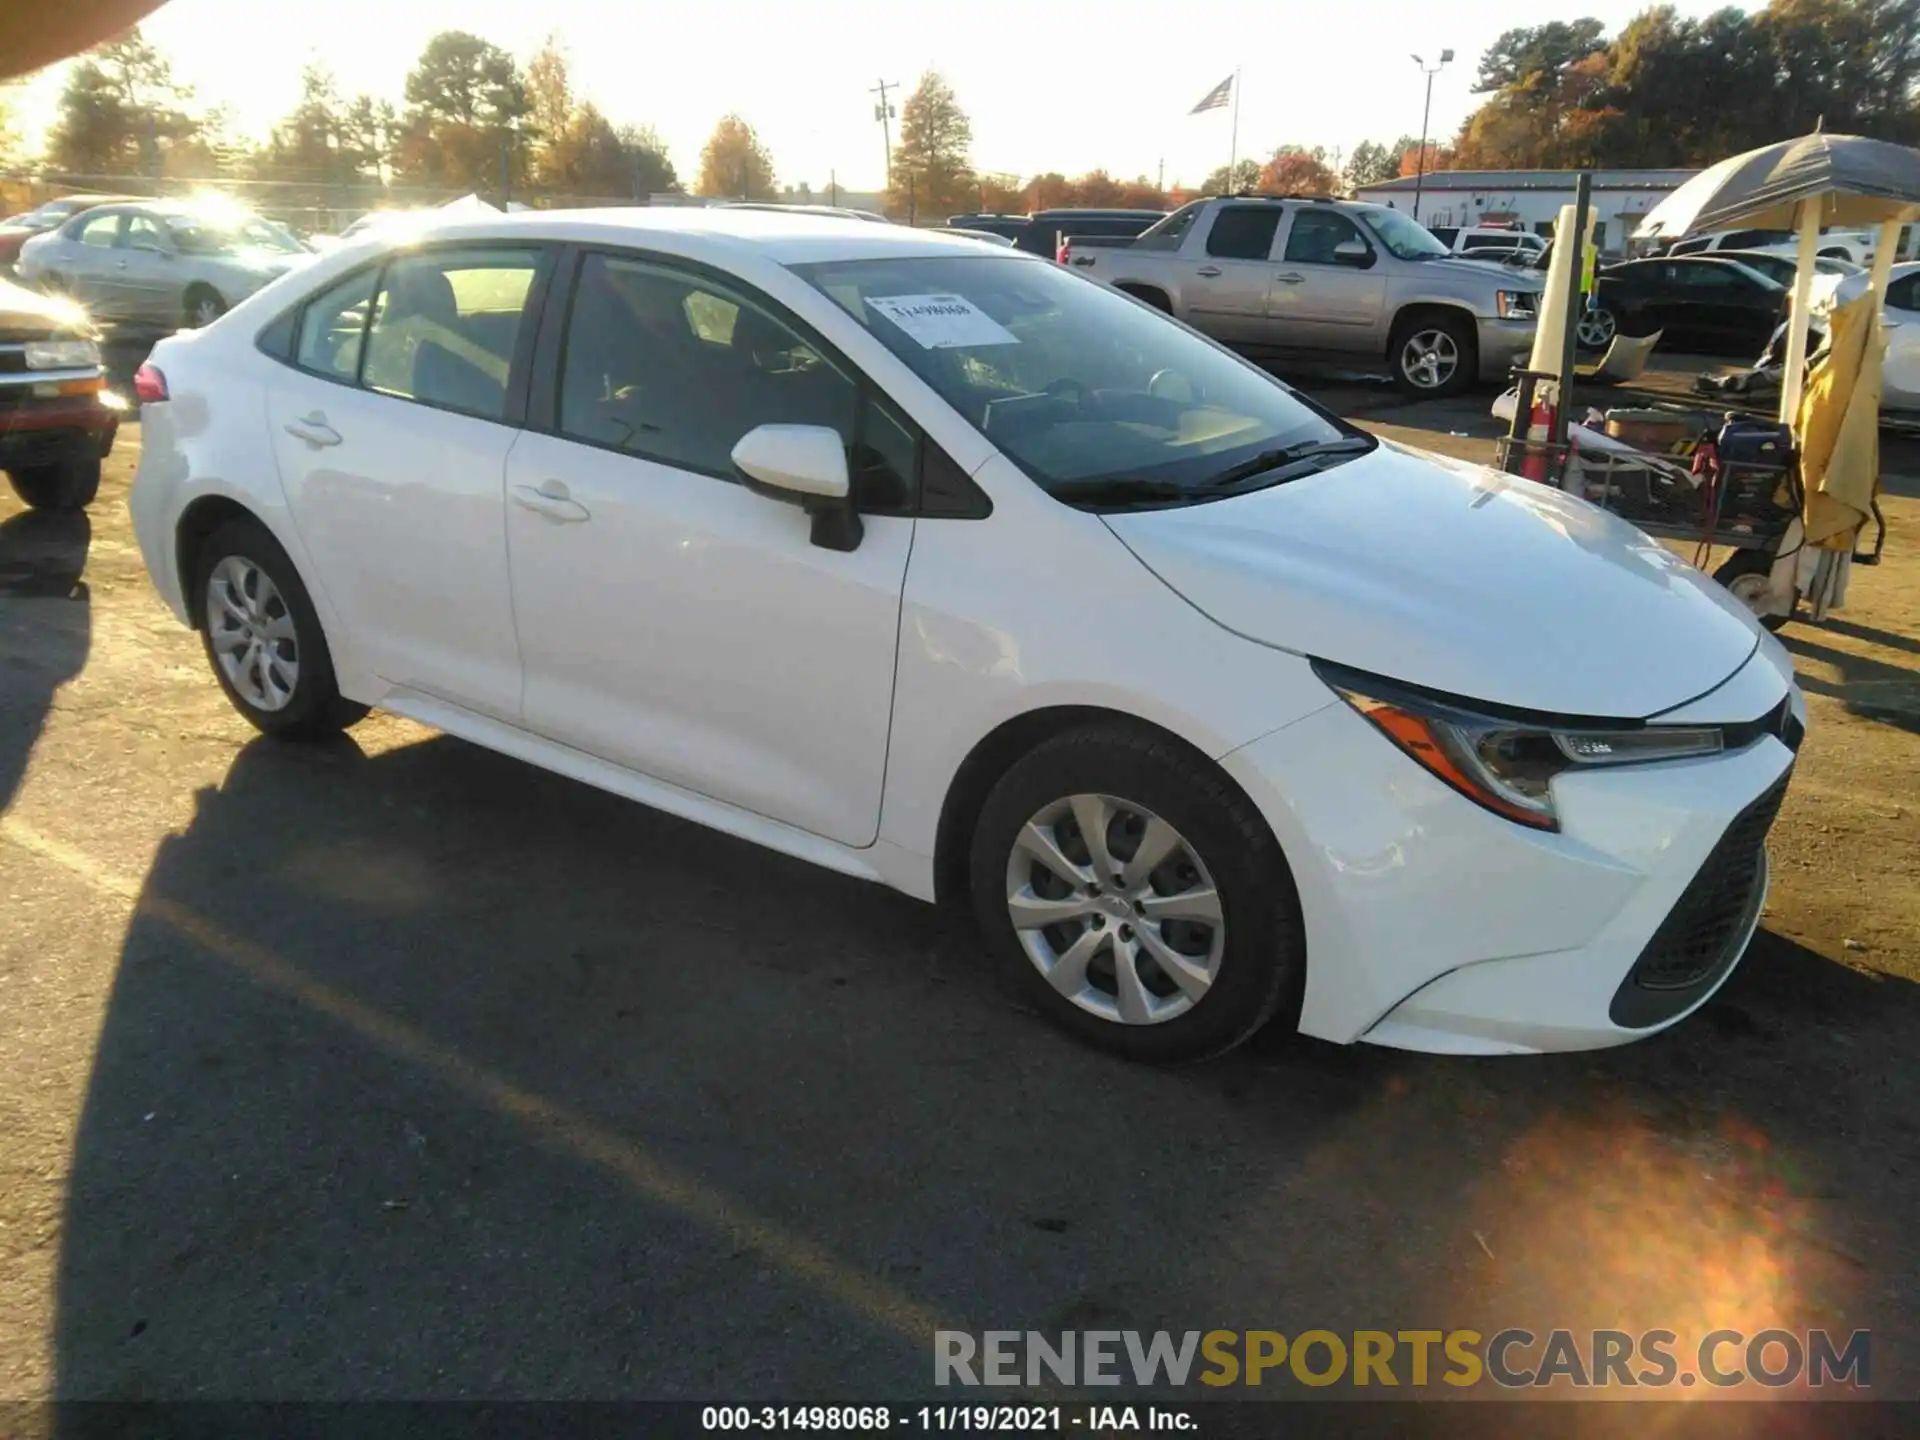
left=1795, top=292, right=1884, bottom=549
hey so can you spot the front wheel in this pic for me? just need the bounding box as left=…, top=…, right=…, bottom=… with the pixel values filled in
left=7, top=455, right=101, bottom=511
left=1714, top=549, right=1793, bottom=631
left=1391, top=313, right=1477, bottom=398
left=1576, top=303, right=1620, bottom=353
left=192, top=517, right=368, bottom=738
left=969, top=725, right=1304, bottom=1063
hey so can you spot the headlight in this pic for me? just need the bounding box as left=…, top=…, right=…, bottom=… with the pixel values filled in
left=1314, top=660, right=1723, bottom=831
left=1496, top=290, right=1539, bottom=320
left=24, top=338, right=101, bottom=371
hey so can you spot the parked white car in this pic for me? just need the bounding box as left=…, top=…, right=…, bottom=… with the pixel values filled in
left=18, top=200, right=312, bottom=328
left=127, top=208, right=1805, bottom=1062
left=1669, top=224, right=1915, bottom=268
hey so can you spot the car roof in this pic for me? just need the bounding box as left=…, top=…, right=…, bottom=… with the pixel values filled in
left=1028, top=208, right=1165, bottom=219
left=328, top=206, right=1040, bottom=266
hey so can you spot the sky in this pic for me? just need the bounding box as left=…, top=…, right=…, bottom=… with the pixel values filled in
left=9, top=0, right=1762, bottom=192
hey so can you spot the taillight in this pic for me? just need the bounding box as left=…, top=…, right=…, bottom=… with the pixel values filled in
left=134, top=363, right=169, bottom=403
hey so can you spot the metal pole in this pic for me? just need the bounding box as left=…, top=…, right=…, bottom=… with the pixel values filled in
left=1228, top=70, right=1240, bottom=190
left=1413, top=69, right=1433, bottom=225
left=1549, top=171, right=1593, bottom=457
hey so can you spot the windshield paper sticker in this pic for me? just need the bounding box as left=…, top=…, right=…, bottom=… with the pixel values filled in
left=866, top=294, right=1019, bottom=349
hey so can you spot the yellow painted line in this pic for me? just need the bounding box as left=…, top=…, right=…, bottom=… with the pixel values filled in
left=1, top=815, right=954, bottom=1346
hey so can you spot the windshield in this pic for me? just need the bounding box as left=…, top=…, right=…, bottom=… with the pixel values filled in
left=793, top=254, right=1361, bottom=506
left=1355, top=206, right=1452, bottom=260
left=169, top=213, right=305, bottom=256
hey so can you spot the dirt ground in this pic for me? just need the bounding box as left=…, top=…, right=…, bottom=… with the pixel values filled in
left=1, top=380, right=1916, bottom=1412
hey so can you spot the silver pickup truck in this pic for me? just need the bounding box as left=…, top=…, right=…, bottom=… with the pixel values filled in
left=1067, top=195, right=1543, bottom=397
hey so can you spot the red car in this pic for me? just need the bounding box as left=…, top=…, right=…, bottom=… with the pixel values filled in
left=0, top=194, right=139, bottom=272
left=0, top=277, right=119, bottom=510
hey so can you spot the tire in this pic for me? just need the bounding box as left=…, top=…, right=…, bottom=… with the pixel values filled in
left=7, top=455, right=101, bottom=511
left=184, top=285, right=227, bottom=328
left=1576, top=303, right=1621, bottom=353
left=968, top=724, right=1304, bottom=1064
left=190, top=517, right=368, bottom=738
left=1713, top=549, right=1792, bottom=632
left=1390, top=311, right=1477, bottom=398
left=1120, top=286, right=1173, bottom=314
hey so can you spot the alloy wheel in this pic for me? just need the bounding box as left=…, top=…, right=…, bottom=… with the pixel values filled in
left=1399, top=329, right=1460, bottom=391
left=1004, top=793, right=1225, bottom=1026
left=206, top=554, right=299, bottom=711
left=191, top=295, right=225, bottom=327
left=1577, top=307, right=1617, bottom=349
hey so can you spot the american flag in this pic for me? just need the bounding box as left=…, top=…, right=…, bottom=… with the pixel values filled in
left=1189, top=75, right=1233, bottom=115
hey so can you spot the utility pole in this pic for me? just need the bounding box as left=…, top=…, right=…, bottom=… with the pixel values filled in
left=870, top=79, right=899, bottom=192
left=1157, top=156, right=1164, bottom=194
left=1410, top=50, right=1453, bottom=225
left=830, top=168, right=839, bottom=206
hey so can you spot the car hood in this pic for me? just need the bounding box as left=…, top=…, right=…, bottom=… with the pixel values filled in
left=0, top=276, right=92, bottom=335
left=1412, top=255, right=1542, bottom=291
left=1103, top=441, right=1760, bottom=718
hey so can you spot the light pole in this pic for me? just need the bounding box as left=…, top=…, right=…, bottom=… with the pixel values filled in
left=1410, top=49, right=1453, bottom=225
left=870, top=80, right=898, bottom=192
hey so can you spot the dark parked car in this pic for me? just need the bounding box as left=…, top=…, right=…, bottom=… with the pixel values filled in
left=1581, top=255, right=1789, bottom=356
left=0, top=277, right=118, bottom=510
left=946, top=213, right=1030, bottom=243
left=1017, top=208, right=1165, bottom=261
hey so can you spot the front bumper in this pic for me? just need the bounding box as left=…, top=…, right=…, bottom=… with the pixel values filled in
left=1475, top=316, right=1538, bottom=380
left=0, top=376, right=120, bottom=471
left=1221, top=670, right=1800, bottom=1054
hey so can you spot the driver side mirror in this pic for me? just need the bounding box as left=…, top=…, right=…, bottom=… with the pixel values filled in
left=1333, top=239, right=1375, bottom=269
left=731, top=423, right=864, bottom=552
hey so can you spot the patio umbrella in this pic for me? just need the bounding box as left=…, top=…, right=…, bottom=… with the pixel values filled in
left=1635, top=132, right=1920, bottom=426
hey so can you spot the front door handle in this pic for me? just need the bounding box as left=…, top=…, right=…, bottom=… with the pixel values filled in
left=283, top=412, right=342, bottom=448
left=1274, top=272, right=1306, bottom=284
left=1196, top=264, right=1223, bottom=278
left=512, top=481, right=591, bottom=524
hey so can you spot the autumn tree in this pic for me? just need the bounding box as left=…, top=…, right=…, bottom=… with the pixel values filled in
left=977, top=173, right=1024, bottom=212
left=1115, top=177, right=1168, bottom=209
left=392, top=30, right=530, bottom=188
left=1071, top=169, right=1123, bottom=207
left=696, top=114, right=775, bottom=199
left=525, top=35, right=573, bottom=160
left=1023, top=172, right=1075, bottom=209
left=889, top=71, right=974, bottom=220
left=1259, top=145, right=1338, bottom=195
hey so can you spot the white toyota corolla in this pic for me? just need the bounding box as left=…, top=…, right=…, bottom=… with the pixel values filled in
left=128, top=208, right=1805, bottom=1063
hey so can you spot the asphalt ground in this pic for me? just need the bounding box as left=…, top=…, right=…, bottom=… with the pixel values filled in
left=1, top=346, right=1916, bottom=1418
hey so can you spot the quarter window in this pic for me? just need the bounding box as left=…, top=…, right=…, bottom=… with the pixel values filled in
left=1206, top=207, right=1282, bottom=261
left=556, top=253, right=912, bottom=507
left=77, top=214, right=120, bottom=248
left=296, top=269, right=379, bottom=381
left=360, top=248, right=543, bottom=420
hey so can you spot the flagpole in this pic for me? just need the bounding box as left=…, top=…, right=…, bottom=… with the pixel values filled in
left=1228, top=69, right=1241, bottom=189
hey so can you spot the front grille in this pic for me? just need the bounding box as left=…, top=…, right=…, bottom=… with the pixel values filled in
left=1609, top=771, right=1790, bottom=1027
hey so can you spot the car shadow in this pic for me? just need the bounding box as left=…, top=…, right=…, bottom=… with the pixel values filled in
left=0, top=506, right=92, bottom=811
left=1781, top=630, right=1920, bottom=733
left=51, top=728, right=1920, bottom=1401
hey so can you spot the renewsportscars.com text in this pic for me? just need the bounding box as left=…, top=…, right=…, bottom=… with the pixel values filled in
left=934, top=1328, right=1870, bottom=1390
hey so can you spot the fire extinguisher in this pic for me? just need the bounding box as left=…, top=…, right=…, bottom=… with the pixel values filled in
left=1520, top=391, right=1555, bottom=482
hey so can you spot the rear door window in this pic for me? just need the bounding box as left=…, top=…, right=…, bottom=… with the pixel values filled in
left=361, top=248, right=545, bottom=420
left=1206, top=207, right=1282, bottom=261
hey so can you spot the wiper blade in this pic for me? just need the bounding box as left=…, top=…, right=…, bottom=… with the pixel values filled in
left=1045, top=477, right=1195, bottom=510
left=1200, top=436, right=1373, bottom=491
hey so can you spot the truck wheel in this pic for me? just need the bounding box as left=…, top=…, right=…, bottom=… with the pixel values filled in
left=1391, top=313, right=1476, bottom=398
left=6, top=456, right=102, bottom=511
left=1576, top=304, right=1620, bottom=353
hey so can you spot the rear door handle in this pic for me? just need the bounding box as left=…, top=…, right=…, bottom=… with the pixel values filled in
left=512, top=481, right=591, bottom=524
left=282, top=412, right=342, bottom=448
left=1196, top=265, right=1223, bottom=278
left=1274, top=272, right=1306, bottom=284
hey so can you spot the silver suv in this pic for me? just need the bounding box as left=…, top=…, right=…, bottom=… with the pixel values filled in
left=1068, top=196, right=1542, bottom=397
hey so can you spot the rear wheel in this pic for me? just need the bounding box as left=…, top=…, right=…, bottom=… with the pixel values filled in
left=6, top=455, right=101, bottom=511
left=1714, top=548, right=1793, bottom=632
left=1390, top=312, right=1476, bottom=398
left=191, top=517, right=367, bottom=738
left=969, top=724, right=1303, bottom=1064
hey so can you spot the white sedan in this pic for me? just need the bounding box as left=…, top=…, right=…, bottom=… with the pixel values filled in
left=126, top=208, right=1805, bottom=1062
